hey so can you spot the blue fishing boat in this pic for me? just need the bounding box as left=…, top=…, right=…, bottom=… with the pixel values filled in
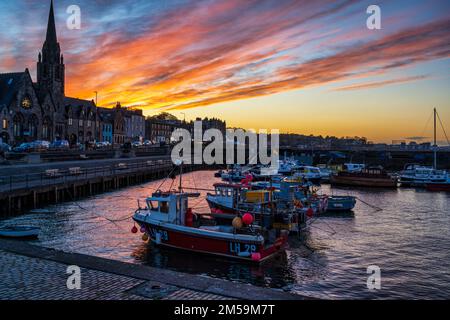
left=326, top=196, right=356, bottom=212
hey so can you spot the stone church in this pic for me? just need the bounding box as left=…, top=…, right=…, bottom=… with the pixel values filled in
left=0, top=1, right=99, bottom=146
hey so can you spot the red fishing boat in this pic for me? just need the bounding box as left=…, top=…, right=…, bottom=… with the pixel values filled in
left=133, top=189, right=288, bottom=263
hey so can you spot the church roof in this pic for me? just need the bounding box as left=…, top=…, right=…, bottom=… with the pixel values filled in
left=0, top=72, right=27, bottom=107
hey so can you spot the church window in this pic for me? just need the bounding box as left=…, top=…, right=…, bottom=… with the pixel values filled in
left=13, top=114, right=24, bottom=137
left=21, top=97, right=32, bottom=109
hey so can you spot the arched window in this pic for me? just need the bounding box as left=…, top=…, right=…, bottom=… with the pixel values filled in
left=28, top=114, right=39, bottom=139
left=42, top=117, right=52, bottom=141
left=13, top=113, right=24, bottom=138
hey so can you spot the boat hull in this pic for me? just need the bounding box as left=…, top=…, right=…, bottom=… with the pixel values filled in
left=330, top=175, right=397, bottom=188
left=426, top=183, right=450, bottom=192
left=0, top=226, right=40, bottom=239
left=134, top=218, right=287, bottom=263
left=326, top=196, right=356, bottom=212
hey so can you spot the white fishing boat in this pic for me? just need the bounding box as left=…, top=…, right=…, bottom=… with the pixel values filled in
left=400, top=108, right=449, bottom=187
left=399, top=164, right=447, bottom=187
left=291, top=166, right=322, bottom=184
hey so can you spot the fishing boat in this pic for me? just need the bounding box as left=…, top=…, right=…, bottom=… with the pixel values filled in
left=249, top=178, right=355, bottom=213
left=221, top=166, right=246, bottom=182
left=325, top=196, right=357, bottom=212
left=206, top=182, right=306, bottom=233
left=277, top=159, right=297, bottom=175
left=330, top=166, right=397, bottom=188
left=399, top=164, right=447, bottom=187
left=400, top=108, right=449, bottom=187
left=133, top=191, right=288, bottom=262
left=0, top=226, right=40, bottom=239
left=291, top=166, right=322, bottom=184
left=133, top=164, right=288, bottom=263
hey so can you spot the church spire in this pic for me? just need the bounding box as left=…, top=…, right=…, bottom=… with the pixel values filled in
left=45, top=0, right=57, bottom=45
left=37, top=0, right=65, bottom=96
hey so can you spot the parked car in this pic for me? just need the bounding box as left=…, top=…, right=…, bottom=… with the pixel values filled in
left=95, top=141, right=112, bottom=149
left=13, top=143, right=33, bottom=153
left=31, top=140, right=51, bottom=151
left=143, top=140, right=153, bottom=146
left=50, top=140, right=70, bottom=150
left=132, top=141, right=143, bottom=148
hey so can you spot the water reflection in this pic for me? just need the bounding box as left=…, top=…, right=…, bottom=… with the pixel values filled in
left=1, top=170, right=450, bottom=299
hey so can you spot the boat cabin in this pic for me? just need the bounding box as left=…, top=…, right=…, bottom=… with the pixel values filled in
left=342, top=163, right=365, bottom=173
left=145, top=192, right=198, bottom=225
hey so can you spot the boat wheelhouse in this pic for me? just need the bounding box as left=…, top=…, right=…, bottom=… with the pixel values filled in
left=206, top=183, right=304, bottom=233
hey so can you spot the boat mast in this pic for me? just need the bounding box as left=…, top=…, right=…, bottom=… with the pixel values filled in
left=434, top=108, right=437, bottom=169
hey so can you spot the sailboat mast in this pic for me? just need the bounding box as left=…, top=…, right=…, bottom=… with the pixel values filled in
left=434, top=108, right=437, bottom=169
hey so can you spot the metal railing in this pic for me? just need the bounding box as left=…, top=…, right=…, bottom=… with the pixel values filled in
left=0, top=159, right=174, bottom=194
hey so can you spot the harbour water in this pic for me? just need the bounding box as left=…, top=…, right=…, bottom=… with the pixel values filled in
left=2, top=170, right=450, bottom=299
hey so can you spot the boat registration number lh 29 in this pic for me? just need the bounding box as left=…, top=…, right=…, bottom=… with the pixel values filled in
left=229, top=242, right=257, bottom=255
left=148, top=227, right=169, bottom=242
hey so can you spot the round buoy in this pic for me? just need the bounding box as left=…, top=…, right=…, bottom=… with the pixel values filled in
left=142, top=233, right=149, bottom=241
left=131, top=225, right=138, bottom=234
left=251, top=253, right=262, bottom=262
left=140, top=227, right=146, bottom=234
left=232, top=217, right=243, bottom=229
left=242, top=213, right=254, bottom=225
left=307, top=208, right=314, bottom=218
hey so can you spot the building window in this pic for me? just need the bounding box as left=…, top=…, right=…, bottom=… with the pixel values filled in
left=69, top=118, right=73, bottom=125
left=13, top=114, right=24, bottom=137
left=2, top=119, right=7, bottom=129
left=87, top=120, right=91, bottom=128
left=79, top=119, right=83, bottom=127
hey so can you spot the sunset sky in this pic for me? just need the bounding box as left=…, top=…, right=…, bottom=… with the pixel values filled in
left=0, top=0, right=449, bottom=143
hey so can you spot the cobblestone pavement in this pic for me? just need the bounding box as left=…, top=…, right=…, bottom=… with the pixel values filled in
left=0, top=250, right=230, bottom=300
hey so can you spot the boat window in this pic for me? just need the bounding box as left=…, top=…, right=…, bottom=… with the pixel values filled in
left=148, top=200, right=159, bottom=210
left=160, top=201, right=169, bottom=214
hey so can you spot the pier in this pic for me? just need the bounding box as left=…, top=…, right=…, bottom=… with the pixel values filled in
left=0, top=239, right=303, bottom=300
left=0, top=156, right=213, bottom=217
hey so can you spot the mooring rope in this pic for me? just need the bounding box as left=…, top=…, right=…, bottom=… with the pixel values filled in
left=355, top=197, right=383, bottom=212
